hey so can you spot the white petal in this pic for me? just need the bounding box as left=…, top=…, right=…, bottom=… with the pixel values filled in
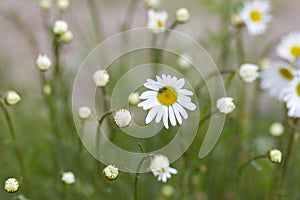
left=175, top=78, right=185, bottom=89
left=139, top=91, right=157, bottom=99
left=169, top=107, right=177, bottom=126
left=172, top=104, right=182, bottom=124
left=162, top=74, right=168, bottom=85
left=145, top=105, right=160, bottom=124
left=176, top=103, right=188, bottom=119
left=178, top=97, right=196, bottom=111
left=144, top=83, right=160, bottom=91
left=138, top=98, right=158, bottom=110
left=169, top=167, right=177, bottom=174
left=155, top=107, right=164, bottom=123
left=178, top=89, right=193, bottom=96
left=163, top=106, right=169, bottom=129
left=161, top=175, right=167, bottom=183
left=156, top=75, right=164, bottom=84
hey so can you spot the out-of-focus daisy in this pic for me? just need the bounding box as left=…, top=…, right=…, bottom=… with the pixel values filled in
left=102, top=165, right=119, bottom=181
left=282, top=78, right=300, bottom=118
left=239, top=63, right=259, bottom=83
left=276, top=32, right=300, bottom=63
left=149, top=154, right=177, bottom=183
left=113, top=109, right=132, bottom=128
left=93, top=70, right=110, bottom=87
left=78, top=106, right=92, bottom=120
left=138, top=74, right=196, bottom=129
left=4, top=178, right=19, bottom=193
left=175, top=8, right=190, bottom=23
left=260, top=62, right=296, bottom=100
left=216, top=97, right=235, bottom=114
left=61, top=172, right=75, bottom=184
left=147, top=9, right=168, bottom=34
left=239, top=0, right=272, bottom=36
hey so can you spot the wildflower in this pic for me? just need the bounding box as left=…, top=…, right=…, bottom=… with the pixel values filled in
left=36, top=54, right=52, bottom=71
left=53, top=20, right=68, bottom=35
left=269, top=122, right=284, bottom=137
left=4, top=91, right=21, bottom=106
left=276, top=32, right=300, bottom=63
left=60, top=30, right=73, bottom=43
left=239, top=0, right=272, bottom=36
left=93, top=70, right=110, bottom=87
left=147, top=9, right=168, bottom=34
left=138, top=74, right=196, bottom=129
left=175, top=8, right=190, bottom=23
left=56, top=0, right=70, bottom=11
left=177, top=53, right=192, bottom=70
left=39, top=0, right=52, bottom=10
left=4, top=178, right=19, bottom=193
left=282, top=78, right=300, bottom=118
left=216, top=97, right=235, bottom=114
left=239, top=63, right=259, bottom=83
left=61, top=172, right=75, bottom=184
left=78, top=107, right=92, bottom=120
left=269, top=149, right=282, bottom=163
left=113, top=109, right=132, bottom=128
left=149, top=154, right=177, bottom=182
left=260, top=61, right=296, bottom=100
left=102, top=165, right=119, bottom=181
left=128, top=92, right=140, bottom=105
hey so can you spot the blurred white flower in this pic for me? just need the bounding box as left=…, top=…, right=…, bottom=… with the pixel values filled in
left=269, top=149, right=282, bottom=163
left=282, top=78, right=300, bottom=118
left=39, top=0, right=52, bottom=10
left=239, top=0, right=272, bottom=36
left=61, top=172, right=75, bottom=184
left=128, top=92, right=140, bottom=105
left=4, top=178, right=19, bottom=193
left=276, top=32, right=300, bottom=63
left=269, top=122, right=284, bottom=137
left=175, top=8, right=190, bottom=23
left=144, top=0, right=161, bottom=8
left=93, top=70, right=110, bottom=87
left=43, top=84, right=52, bottom=96
left=239, top=63, right=259, bottom=83
left=4, top=91, right=21, bottom=106
left=138, top=74, right=196, bottom=129
left=149, top=154, right=177, bottom=183
left=147, top=9, right=168, bottom=34
left=78, top=107, right=92, bottom=120
left=260, top=62, right=296, bottom=101
left=113, top=109, right=132, bottom=128
left=36, top=54, right=52, bottom=71
left=177, top=53, right=192, bottom=70
left=56, top=0, right=70, bottom=11
left=102, top=165, right=119, bottom=181
left=53, top=20, right=68, bottom=35
left=216, top=97, right=235, bottom=114
left=60, top=30, right=73, bottom=43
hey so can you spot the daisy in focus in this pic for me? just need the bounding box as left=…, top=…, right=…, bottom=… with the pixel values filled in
left=282, top=78, right=300, bottom=118
left=238, top=0, right=272, bottom=36
left=260, top=62, right=296, bottom=100
left=149, top=154, right=177, bottom=183
left=138, top=74, right=196, bottom=129
left=276, top=32, right=300, bottom=63
left=147, top=9, right=168, bottom=34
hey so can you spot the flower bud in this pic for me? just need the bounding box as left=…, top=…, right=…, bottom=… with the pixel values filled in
left=161, top=185, right=175, bottom=197
left=175, top=8, right=190, bottom=23
left=231, top=14, right=244, bottom=27
left=60, top=30, right=73, bottom=43
left=39, top=0, right=52, bottom=10
left=216, top=97, right=235, bottom=114
left=269, top=149, right=282, bottom=163
left=36, top=54, right=52, bottom=71
left=269, top=122, right=284, bottom=137
left=4, top=178, right=19, bottom=193
left=102, top=165, right=119, bottom=181
left=93, top=70, right=110, bottom=87
left=61, top=172, right=75, bottom=184
left=78, top=107, right=92, bottom=120
left=53, top=20, right=68, bottom=35
left=43, top=84, right=52, bottom=96
left=128, top=92, right=140, bottom=105
left=4, top=91, right=21, bottom=106
left=144, top=0, right=161, bottom=9
left=239, top=63, right=259, bottom=83
left=114, top=109, right=132, bottom=128
left=56, top=0, right=70, bottom=11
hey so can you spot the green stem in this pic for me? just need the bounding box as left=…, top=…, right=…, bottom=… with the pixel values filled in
left=122, top=0, right=138, bottom=30
left=96, top=110, right=113, bottom=157
left=134, top=155, right=151, bottom=200
left=87, top=0, right=103, bottom=42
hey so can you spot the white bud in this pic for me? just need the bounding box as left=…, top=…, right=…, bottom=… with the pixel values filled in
left=56, top=0, right=70, bottom=11
left=239, top=63, right=259, bottom=83
left=114, top=109, right=132, bottom=128
left=161, top=185, right=175, bottom=197
left=102, top=165, right=119, bottom=181
left=175, top=8, right=190, bottom=23
left=43, top=84, right=52, bottom=96
left=128, top=92, right=140, bottom=105
left=216, top=97, right=235, bottom=114
left=61, top=172, right=75, bottom=184
left=53, top=20, right=68, bottom=35
left=39, top=0, right=52, bottom=10
left=36, top=54, right=52, bottom=71
left=4, top=178, right=19, bottom=193
left=60, top=30, right=73, bottom=43
left=4, top=91, right=21, bottom=106
left=177, top=53, right=192, bottom=70
left=270, top=122, right=284, bottom=137
left=269, top=149, right=282, bottom=163
left=144, top=0, right=161, bottom=8
left=93, top=70, right=110, bottom=87
left=231, top=14, right=244, bottom=27
left=78, top=107, right=92, bottom=120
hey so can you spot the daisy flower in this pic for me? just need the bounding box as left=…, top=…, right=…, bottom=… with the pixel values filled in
left=216, top=97, right=236, bottom=114
left=239, top=63, right=259, bottom=83
left=282, top=78, right=300, bottom=118
left=138, top=74, right=196, bottom=129
left=149, top=154, right=177, bottom=183
left=260, top=62, right=296, bottom=100
left=113, top=109, right=132, bottom=128
left=239, top=0, right=272, bottom=36
left=147, top=9, right=168, bottom=34
left=102, top=165, right=119, bottom=181
left=276, top=32, right=300, bottom=63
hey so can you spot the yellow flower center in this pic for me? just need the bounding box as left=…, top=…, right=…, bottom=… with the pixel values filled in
left=278, top=67, right=294, bottom=81
left=157, top=86, right=177, bottom=106
left=250, top=10, right=262, bottom=22
left=296, top=83, right=300, bottom=97
left=157, top=20, right=163, bottom=28
left=290, top=46, right=300, bottom=58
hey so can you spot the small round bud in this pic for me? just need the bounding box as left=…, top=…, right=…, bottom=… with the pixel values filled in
left=231, top=14, right=244, bottom=27
left=56, top=0, right=70, bottom=11
left=93, top=70, right=110, bottom=87
left=144, top=0, right=161, bottom=8
left=128, top=92, right=140, bottom=105
left=4, top=91, right=21, bottom=106
left=102, top=165, right=119, bottom=181
left=216, top=97, right=235, bottom=114
left=270, top=122, right=284, bottom=137
left=239, top=63, right=259, bottom=83
left=60, top=30, right=73, bottom=43
left=4, top=178, right=19, bottom=193
left=53, top=20, right=68, bottom=35
left=269, top=149, right=282, bottom=164
left=114, top=109, right=132, bottom=128
left=161, top=185, right=175, bottom=197
left=175, top=8, right=190, bottom=23
left=39, top=0, right=52, bottom=10
left=78, top=107, right=92, bottom=120
left=36, top=54, right=52, bottom=71
left=61, top=172, right=75, bottom=184
left=43, top=84, right=52, bottom=96
left=177, top=53, right=192, bottom=70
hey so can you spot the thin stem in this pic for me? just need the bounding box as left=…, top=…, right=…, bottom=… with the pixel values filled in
left=96, top=110, right=113, bottom=157
left=134, top=155, right=151, bottom=200
left=87, top=0, right=103, bottom=42
left=122, top=0, right=138, bottom=30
